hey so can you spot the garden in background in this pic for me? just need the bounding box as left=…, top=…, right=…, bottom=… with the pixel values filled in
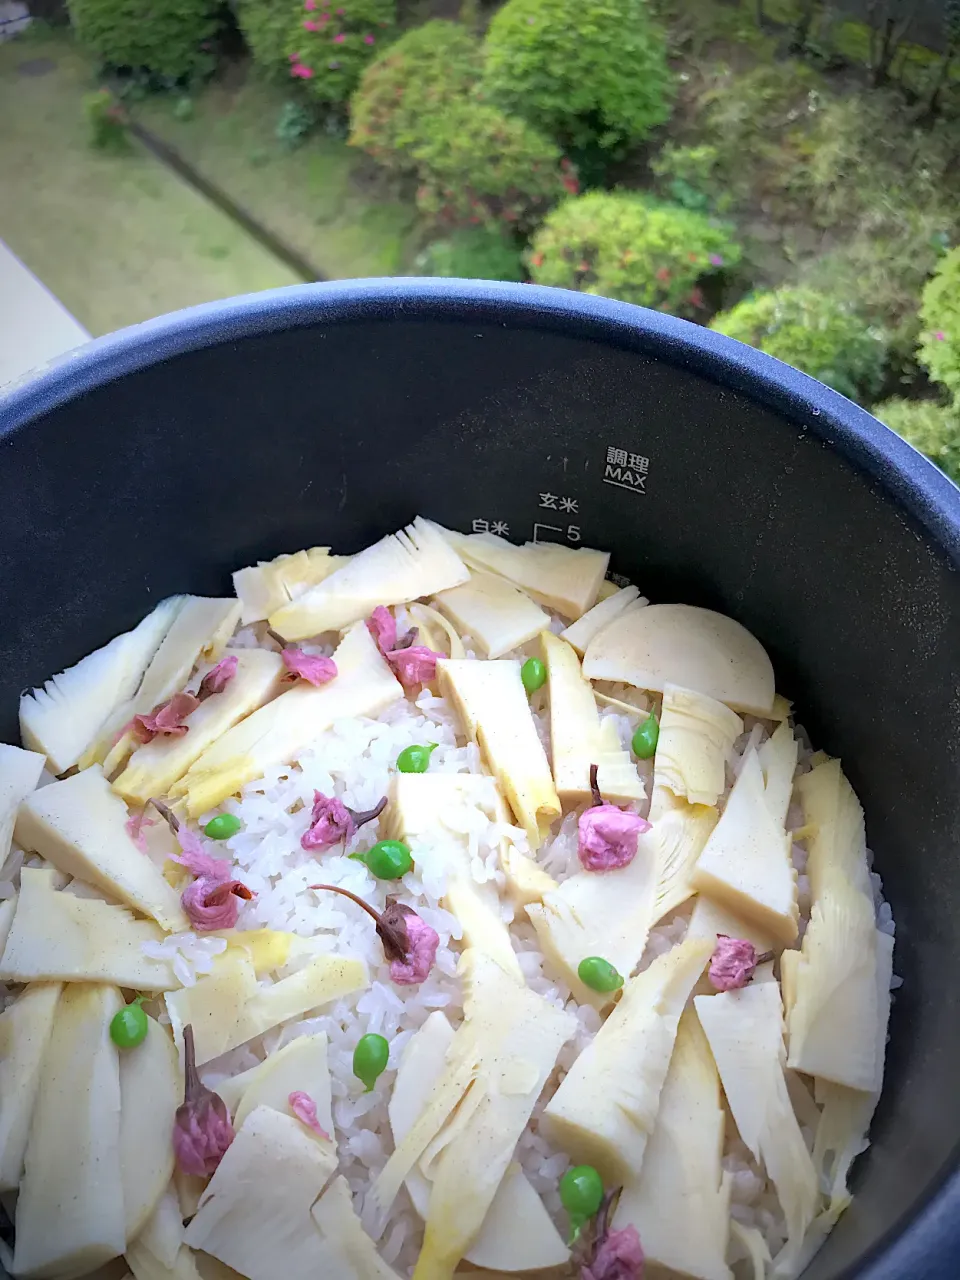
left=1, top=0, right=959, bottom=480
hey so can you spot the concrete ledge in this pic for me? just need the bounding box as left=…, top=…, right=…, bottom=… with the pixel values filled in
left=0, top=238, right=89, bottom=386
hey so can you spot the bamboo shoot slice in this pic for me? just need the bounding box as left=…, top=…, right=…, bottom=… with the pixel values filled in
left=694, top=982, right=818, bottom=1275
left=184, top=1107, right=338, bottom=1280
left=432, top=572, right=549, bottom=659
left=113, top=649, right=286, bottom=804
left=169, top=622, right=403, bottom=817
left=541, top=631, right=643, bottom=806
left=0, top=981, right=63, bottom=1191
left=614, top=1009, right=732, bottom=1280
left=654, top=684, right=743, bottom=808
left=541, top=937, right=714, bottom=1182
left=560, top=586, right=642, bottom=656
left=14, top=770, right=187, bottom=932
left=691, top=752, right=798, bottom=945
left=0, top=745, right=45, bottom=864
left=437, top=659, right=560, bottom=849
left=14, top=984, right=125, bottom=1278
left=120, top=1017, right=181, bottom=1241
left=0, top=868, right=177, bottom=989
left=19, top=597, right=183, bottom=774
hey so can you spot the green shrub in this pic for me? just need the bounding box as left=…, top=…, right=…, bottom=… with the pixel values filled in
left=237, top=0, right=295, bottom=81
left=82, top=87, right=129, bottom=148
left=918, top=247, right=960, bottom=401
left=349, top=21, right=479, bottom=172
left=801, top=217, right=951, bottom=381
left=285, top=0, right=396, bottom=106
left=482, top=0, right=673, bottom=152
left=416, top=227, right=525, bottom=281
left=527, top=192, right=740, bottom=315
left=68, top=0, right=217, bottom=82
left=873, top=398, right=960, bottom=483
left=649, top=143, right=725, bottom=214
left=711, top=287, right=887, bottom=402
left=412, top=102, right=573, bottom=233
left=275, top=98, right=316, bottom=146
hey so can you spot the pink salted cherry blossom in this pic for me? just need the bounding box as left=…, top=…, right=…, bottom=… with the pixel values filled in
left=582, top=1227, right=644, bottom=1280
left=388, top=909, right=439, bottom=985
left=301, top=791, right=386, bottom=852
left=310, top=886, right=439, bottom=986
left=386, top=645, right=438, bottom=688
left=281, top=648, right=337, bottom=685
left=174, top=1026, right=234, bottom=1176
left=709, top=935, right=773, bottom=991
left=132, top=691, right=199, bottom=742
left=577, top=766, right=650, bottom=871
left=289, top=1091, right=330, bottom=1139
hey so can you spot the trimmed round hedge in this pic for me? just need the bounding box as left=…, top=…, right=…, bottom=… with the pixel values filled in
left=482, top=0, right=673, bottom=152
left=711, top=286, right=887, bottom=402
left=412, top=101, right=574, bottom=233
left=349, top=21, right=480, bottom=171
left=527, top=191, right=739, bottom=315
left=874, top=398, right=960, bottom=483
left=918, top=246, right=960, bottom=401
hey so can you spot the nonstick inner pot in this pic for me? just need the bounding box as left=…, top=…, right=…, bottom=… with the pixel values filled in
left=1, top=281, right=959, bottom=1280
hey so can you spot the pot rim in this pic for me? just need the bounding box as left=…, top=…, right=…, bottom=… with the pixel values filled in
left=1, top=278, right=959, bottom=1278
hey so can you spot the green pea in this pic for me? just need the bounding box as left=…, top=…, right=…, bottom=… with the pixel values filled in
left=363, top=839, right=413, bottom=880
left=559, top=1164, right=604, bottom=1239
left=353, top=1033, right=390, bottom=1091
left=204, top=813, right=242, bottom=840
left=110, top=997, right=149, bottom=1049
left=631, top=713, right=659, bottom=760
left=521, top=657, right=547, bottom=694
left=578, top=955, right=624, bottom=994
left=396, top=743, right=438, bottom=774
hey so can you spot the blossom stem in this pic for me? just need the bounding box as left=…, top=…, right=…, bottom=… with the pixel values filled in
left=347, top=797, right=388, bottom=828
left=149, top=796, right=180, bottom=833
left=310, top=882, right=379, bottom=920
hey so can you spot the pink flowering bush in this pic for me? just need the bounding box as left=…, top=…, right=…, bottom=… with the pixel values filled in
left=284, top=0, right=395, bottom=104
left=528, top=192, right=740, bottom=317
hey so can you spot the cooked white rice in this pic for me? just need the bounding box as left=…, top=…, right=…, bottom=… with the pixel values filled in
left=0, top=611, right=898, bottom=1277
left=131, top=625, right=899, bottom=1279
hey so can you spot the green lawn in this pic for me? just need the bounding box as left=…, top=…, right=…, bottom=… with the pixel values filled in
left=0, top=30, right=302, bottom=335
left=134, top=71, right=419, bottom=280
